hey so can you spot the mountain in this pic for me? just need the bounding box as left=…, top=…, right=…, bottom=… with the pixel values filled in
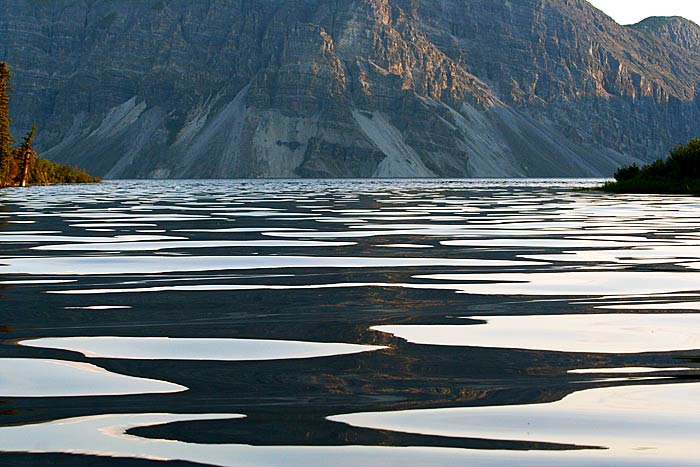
left=631, top=16, right=700, bottom=52
left=1, top=0, right=699, bottom=179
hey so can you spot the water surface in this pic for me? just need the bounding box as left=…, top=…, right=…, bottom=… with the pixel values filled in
left=1, top=179, right=700, bottom=466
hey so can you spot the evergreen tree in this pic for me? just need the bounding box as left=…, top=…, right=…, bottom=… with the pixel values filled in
left=0, top=62, right=99, bottom=187
left=17, top=124, right=36, bottom=186
left=0, top=62, right=13, bottom=186
left=19, top=123, right=35, bottom=151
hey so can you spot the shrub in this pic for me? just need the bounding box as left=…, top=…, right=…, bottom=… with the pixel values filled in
left=29, top=158, right=101, bottom=185
left=614, top=164, right=640, bottom=182
left=602, top=138, right=700, bottom=195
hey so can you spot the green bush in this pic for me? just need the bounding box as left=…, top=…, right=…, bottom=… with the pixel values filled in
left=602, top=138, right=700, bottom=195
left=28, top=158, right=101, bottom=185
left=614, top=164, right=640, bottom=182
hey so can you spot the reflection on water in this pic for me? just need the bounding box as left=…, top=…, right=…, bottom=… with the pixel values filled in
left=1, top=179, right=700, bottom=466
left=568, top=367, right=694, bottom=374
left=599, top=301, right=700, bottom=310
left=0, top=255, right=543, bottom=275
left=329, top=383, right=700, bottom=464
left=19, top=337, right=387, bottom=361
left=2, top=406, right=699, bottom=467
left=414, top=271, right=700, bottom=296
left=0, top=359, right=186, bottom=397
left=373, top=313, right=700, bottom=353
left=0, top=233, right=185, bottom=243
left=33, top=239, right=357, bottom=251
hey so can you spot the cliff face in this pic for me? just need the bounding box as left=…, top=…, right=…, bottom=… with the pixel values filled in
left=632, top=16, right=700, bottom=52
left=1, top=0, right=698, bottom=178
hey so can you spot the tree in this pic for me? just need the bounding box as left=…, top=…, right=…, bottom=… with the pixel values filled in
left=0, top=62, right=14, bottom=186
left=18, top=123, right=35, bottom=151
left=17, top=124, right=36, bottom=187
left=0, top=62, right=99, bottom=187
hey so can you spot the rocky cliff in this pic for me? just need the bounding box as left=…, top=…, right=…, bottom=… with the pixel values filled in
left=1, top=0, right=698, bottom=178
left=632, top=16, right=700, bottom=52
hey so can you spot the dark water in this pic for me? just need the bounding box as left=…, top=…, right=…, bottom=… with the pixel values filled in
left=1, top=179, right=699, bottom=466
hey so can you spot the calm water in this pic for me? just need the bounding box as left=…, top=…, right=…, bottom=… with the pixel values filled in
left=1, top=179, right=700, bottom=466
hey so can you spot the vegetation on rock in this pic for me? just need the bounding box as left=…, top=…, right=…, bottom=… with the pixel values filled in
left=602, top=138, right=700, bottom=195
left=0, top=62, right=99, bottom=188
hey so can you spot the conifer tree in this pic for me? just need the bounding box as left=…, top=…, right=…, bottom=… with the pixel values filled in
left=0, top=62, right=14, bottom=186
left=0, top=62, right=98, bottom=187
left=18, top=124, right=36, bottom=186
left=19, top=123, right=35, bottom=152
left=0, top=62, right=13, bottom=186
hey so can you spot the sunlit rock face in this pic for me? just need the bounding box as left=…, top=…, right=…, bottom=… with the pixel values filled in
left=2, top=0, right=699, bottom=179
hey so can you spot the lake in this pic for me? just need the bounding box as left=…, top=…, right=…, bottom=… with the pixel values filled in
left=1, top=179, right=699, bottom=466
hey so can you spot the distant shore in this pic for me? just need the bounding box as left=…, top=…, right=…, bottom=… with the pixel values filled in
left=0, top=62, right=100, bottom=188
left=599, top=138, right=700, bottom=195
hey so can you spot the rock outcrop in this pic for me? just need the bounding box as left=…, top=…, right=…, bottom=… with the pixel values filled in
left=1, top=0, right=698, bottom=178
left=632, top=16, right=700, bottom=52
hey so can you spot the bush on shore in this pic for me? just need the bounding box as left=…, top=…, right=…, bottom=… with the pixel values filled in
left=601, top=138, right=700, bottom=195
left=27, top=158, right=102, bottom=186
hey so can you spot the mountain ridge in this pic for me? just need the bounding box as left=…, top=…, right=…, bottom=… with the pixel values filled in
left=631, top=16, right=700, bottom=52
left=1, top=0, right=698, bottom=179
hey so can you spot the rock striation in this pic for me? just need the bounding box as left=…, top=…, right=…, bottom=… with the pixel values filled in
left=1, top=0, right=699, bottom=178
left=632, top=16, right=700, bottom=52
